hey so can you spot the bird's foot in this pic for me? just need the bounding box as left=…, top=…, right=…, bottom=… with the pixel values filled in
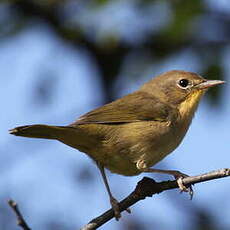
left=110, top=197, right=131, bottom=220
left=172, top=171, right=193, bottom=199
left=110, top=197, right=121, bottom=220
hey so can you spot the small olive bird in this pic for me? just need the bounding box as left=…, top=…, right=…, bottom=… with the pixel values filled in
left=10, top=70, right=224, bottom=219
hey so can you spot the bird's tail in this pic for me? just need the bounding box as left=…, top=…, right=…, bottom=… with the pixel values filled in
left=9, top=124, right=70, bottom=140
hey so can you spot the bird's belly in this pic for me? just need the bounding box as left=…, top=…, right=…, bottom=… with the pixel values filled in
left=89, top=121, right=188, bottom=176
left=104, top=136, right=181, bottom=176
left=102, top=153, right=141, bottom=176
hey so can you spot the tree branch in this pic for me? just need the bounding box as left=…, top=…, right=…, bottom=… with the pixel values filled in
left=81, top=168, right=230, bottom=230
left=7, top=169, right=230, bottom=230
left=8, top=200, right=31, bottom=230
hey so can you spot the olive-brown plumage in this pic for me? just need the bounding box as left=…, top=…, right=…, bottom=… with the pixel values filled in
left=9, top=70, right=224, bottom=219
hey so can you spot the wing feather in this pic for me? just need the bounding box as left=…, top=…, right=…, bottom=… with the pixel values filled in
left=72, top=92, right=173, bottom=125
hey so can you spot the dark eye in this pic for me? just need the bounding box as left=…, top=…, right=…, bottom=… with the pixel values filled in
left=178, top=79, right=189, bottom=88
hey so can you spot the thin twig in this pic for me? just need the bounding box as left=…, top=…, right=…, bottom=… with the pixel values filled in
left=8, top=200, right=31, bottom=230
left=81, top=168, right=230, bottom=230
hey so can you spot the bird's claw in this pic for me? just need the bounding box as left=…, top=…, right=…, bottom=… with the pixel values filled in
left=126, top=208, right=131, bottom=214
left=174, top=172, right=194, bottom=200
left=110, top=197, right=131, bottom=220
left=110, top=197, right=121, bottom=220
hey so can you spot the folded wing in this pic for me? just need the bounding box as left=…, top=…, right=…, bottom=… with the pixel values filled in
left=72, top=91, right=174, bottom=125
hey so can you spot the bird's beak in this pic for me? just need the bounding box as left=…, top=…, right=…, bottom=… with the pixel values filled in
left=195, top=79, right=225, bottom=90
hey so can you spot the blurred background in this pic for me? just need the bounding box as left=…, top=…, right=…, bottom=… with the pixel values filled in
left=0, top=0, right=229, bottom=229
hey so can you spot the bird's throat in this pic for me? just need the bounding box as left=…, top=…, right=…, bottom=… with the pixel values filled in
left=178, top=90, right=205, bottom=120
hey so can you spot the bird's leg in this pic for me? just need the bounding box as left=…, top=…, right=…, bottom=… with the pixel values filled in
left=97, top=163, right=121, bottom=220
left=136, top=160, right=193, bottom=199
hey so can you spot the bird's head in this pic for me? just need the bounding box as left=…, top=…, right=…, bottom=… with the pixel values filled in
left=140, top=70, right=225, bottom=117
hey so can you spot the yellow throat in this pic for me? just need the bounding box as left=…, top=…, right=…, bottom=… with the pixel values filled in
left=178, top=90, right=205, bottom=119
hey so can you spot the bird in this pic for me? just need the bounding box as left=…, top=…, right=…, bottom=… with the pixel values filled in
left=9, top=70, right=224, bottom=219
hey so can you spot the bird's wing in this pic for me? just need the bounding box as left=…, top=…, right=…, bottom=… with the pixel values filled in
left=72, top=92, right=175, bottom=125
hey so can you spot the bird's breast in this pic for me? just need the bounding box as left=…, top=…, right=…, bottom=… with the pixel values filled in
left=92, top=119, right=192, bottom=176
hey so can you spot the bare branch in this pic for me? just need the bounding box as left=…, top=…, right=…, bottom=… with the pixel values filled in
left=81, top=168, right=230, bottom=230
left=8, top=200, right=31, bottom=230
left=7, top=169, right=230, bottom=230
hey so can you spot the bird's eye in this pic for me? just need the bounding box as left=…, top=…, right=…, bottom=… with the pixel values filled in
left=178, top=79, right=189, bottom=89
